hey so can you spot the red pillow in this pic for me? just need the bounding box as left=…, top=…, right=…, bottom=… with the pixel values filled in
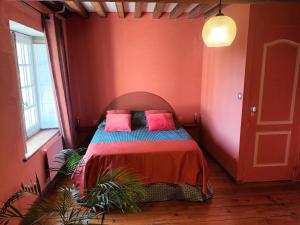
left=107, top=109, right=130, bottom=114
left=146, top=113, right=176, bottom=131
left=105, top=114, right=132, bottom=132
left=145, top=109, right=168, bottom=117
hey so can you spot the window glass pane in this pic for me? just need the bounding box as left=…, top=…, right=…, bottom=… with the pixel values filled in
left=16, top=43, right=23, bottom=64
left=33, top=44, right=59, bottom=129
left=25, top=66, right=31, bottom=86
left=21, top=44, right=25, bottom=65
left=21, top=88, right=27, bottom=108
left=19, top=66, right=25, bottom=87
left=24, top=109, right=30, bottom=128
left=28, top=87, right=34, bottom=106
left=30, top=108, right=36, bottom=125
left=22, top=87, right=36, bottom=109
left=23, top=66, right=28, bottom=87
left=24, top=44, right=29, bottom=64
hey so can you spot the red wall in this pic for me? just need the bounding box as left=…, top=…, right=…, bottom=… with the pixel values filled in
left=0, top=0, right=61, bottom=210
left=200, top=4, right=250, bottom=177
left=66, top=13, right=204, bottom=126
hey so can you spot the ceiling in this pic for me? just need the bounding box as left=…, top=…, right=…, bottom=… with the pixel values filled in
left=41, top=1, right=224, bottom=19
left=40, top=0, right=298, bottom=20
left=81, top=2, right=198, bottom=13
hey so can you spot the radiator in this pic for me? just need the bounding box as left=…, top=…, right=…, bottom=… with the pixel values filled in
left=44, top=134, right=63, bottom=180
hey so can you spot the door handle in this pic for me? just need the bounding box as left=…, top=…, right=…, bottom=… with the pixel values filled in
left=250, top=106, right=257, bottom=113
left=250, top=106, right=257, bottom=116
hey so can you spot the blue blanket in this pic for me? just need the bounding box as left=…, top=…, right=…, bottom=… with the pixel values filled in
left=90, top=112, right=192, bottom=144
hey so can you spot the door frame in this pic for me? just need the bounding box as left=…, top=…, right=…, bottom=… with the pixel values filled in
left=238, top=38, right=300, bottom=182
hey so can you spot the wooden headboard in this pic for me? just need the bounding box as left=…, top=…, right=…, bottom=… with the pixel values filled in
left=101, top=91, right=176, bottom=119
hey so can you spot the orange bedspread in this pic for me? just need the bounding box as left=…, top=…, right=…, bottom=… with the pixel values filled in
left=72, top=140, right=208, bottom=193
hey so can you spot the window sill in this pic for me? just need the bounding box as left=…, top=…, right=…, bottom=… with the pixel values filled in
left=24, top=129, right=60, bottom=161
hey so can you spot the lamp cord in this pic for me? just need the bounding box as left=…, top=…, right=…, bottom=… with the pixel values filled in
left=217, top=0, right=224, bottom=16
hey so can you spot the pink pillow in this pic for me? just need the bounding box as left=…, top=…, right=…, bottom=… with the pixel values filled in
left=107, top=109, right=130, bottom=114
left=146, top=113, right=176, bottom=131
left=105, top=114, right=131, bottom=132
left=145, top=109, right=168, bottom=117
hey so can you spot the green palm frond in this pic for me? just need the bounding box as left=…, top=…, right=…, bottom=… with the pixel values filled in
left=0, top=196, right=24, bottom=225
left=0, top=174, right=42, bottom=225
left=74, top=168, right=145, bottom=214
left=50, top=148, right=86, bottom=176
left=22, top=187, right=103, bottom=225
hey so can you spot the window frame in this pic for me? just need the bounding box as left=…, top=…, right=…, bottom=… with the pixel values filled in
left=10, top=21, right=61, bottom=161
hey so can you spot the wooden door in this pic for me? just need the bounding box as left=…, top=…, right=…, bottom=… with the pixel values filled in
left=239, top=5, right=300, bottom=182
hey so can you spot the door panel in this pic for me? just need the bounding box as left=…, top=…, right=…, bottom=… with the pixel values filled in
left=254, top=131, right=291, bottom=167
left=258, top=41, right=299, bottom=124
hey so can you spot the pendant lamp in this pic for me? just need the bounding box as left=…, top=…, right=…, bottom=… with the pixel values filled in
left=202, top=0, right=237, bottom=47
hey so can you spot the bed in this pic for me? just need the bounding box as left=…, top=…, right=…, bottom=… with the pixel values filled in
left=72, top=92, right=212, bottom=202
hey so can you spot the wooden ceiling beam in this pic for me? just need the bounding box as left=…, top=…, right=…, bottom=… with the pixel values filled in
left=188, top=4, right=206, bottom=18
left=153, top=2, right=165, bottom=19
left=134, top=2, right=143, bottom=18
left=90, top=1, right=106, bottom=17
left=40, top=1, right=73, bottom=18
left=187, top=2, right=218, bottom=18
left=74, top=0, right=299, bottom=3
left=170, top=3, right=189, bottom=19
left=115, top=2, right=125, bottom=18
left=42, top=1, right=64, bottom=11
left=65, top=1, right=88, bottom=17
left=204, top=4, right=228, bottom=17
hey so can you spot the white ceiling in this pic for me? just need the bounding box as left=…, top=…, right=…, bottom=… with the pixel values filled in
left=81, top=2, right=199, bottom=13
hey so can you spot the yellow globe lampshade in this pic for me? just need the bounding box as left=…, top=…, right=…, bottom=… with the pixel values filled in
left=202, top=14, right=237, bottom=47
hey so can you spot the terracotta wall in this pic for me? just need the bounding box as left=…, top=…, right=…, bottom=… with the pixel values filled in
left=66, top=13, right=204, bottom=126
left=200, top=4, right=250, bottom=177
left=0, top=0, right=61, bottom=206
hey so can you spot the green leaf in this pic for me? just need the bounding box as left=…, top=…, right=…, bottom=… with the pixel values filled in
left=50, top=148, right=87, bottom=176
left=75, top=168, right=145, bottom=214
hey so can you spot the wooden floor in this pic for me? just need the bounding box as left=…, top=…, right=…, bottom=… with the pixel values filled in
left=45, top=155, right=300, bottom=225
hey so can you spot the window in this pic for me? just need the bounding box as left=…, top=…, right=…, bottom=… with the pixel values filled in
left=10, top=21, right=59, bottom=158
left=15, top=33, right=40, bottom=137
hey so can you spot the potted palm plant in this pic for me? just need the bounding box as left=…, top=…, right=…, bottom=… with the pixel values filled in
left=0, top=148, right=145, bottom=225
